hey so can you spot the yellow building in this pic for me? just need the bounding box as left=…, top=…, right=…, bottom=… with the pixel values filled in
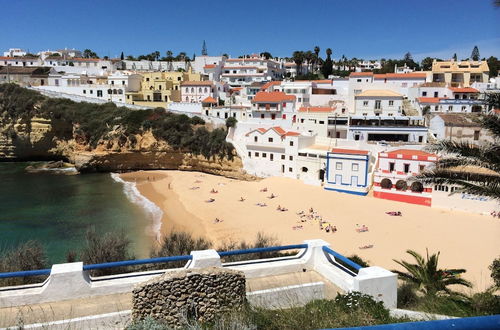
left=431, top=60, right=489, bottom=87
left=126, top=69, right=203, bottom=108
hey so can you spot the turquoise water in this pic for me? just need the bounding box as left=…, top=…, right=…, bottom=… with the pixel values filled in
left=0, top=162, right=155, bottom=264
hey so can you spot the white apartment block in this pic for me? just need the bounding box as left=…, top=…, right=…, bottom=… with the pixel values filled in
left=221, top=56, right=284, bottom=87
left=414, top=87, right=484, bottom=113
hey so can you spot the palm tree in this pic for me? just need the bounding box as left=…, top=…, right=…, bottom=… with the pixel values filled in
left=314, top=46, right=320, bottom=72
left=415, top=114, right=500, bottom=200
left=292, top=51, right=305, bottom=76
left=304, top=50, right=313, bottom=73
left=166, top=50, right=173, bottom=62
left=393, top=249, right=472, bottom=296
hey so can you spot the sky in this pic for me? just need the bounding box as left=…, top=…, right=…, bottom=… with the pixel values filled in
left=1, top=0, right=499, bottom=61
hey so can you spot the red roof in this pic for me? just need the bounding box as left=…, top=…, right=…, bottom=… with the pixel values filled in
left=417, top=97, right=446, bottom=104
left=449, top=87, right=479, bottom=93
left=252, top=91, right=295, bottom=103
left=380, top=149, right=438, bottom=161
left=373, top=73, right=427, bottom=79
left=203, top=64, right=216, bottom=69
left=202, top=96, right=217, bottom=103
left=298, top=106, right=335, bottom=113
left=260, top=81, right=281, bottom=91
left=331, top=148, right=369, bottom=155
left=246, top=126, right=299, bottom=137
left=350, top=72, right=373, bottom=77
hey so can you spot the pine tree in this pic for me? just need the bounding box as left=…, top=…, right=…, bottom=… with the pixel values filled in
left=202, top=40, right=208, bottom=56
left=471, top=46, right=480, bottom=61
left=120, top=51, right=124, bottom=60
left=452, top=53, right=457, bottom=61
left=321, top=48, right=333, bottom=78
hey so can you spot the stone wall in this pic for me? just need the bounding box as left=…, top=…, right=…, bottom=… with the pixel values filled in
left=132, top=267, right=246, bottom=327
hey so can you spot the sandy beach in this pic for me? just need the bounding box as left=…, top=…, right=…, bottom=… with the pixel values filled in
left=120, top=170, right=500, bottom=291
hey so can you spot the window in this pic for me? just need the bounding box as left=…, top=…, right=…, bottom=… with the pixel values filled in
left=389, top=100, right=394, bottom=106
left=90, top=90, right=93, bottom=94
left=289, top=156, right=293, bottom=161
left=422, top=91, right=427, bottom=96
left=404, top=164, right=410, bottom=173
left=419, top=165, right=425, bottom=172
left=289, top=167, right=293, bottom=172
left=270, top=154, right=274, bottom=161
left=352, top=163, right=359, bottom=171
left=83, top=90, right=86, bottom=94
left=289, top=141, right=294, bottom=146
left=254, top=136, right=258, bottom=142
left=255, top=152, right=259, bottom=157
left=248, top=152, right=251, bottom=157
left=389, top=162, right=395, bottom=172
left=434, top=91, right=438, bottom=97
left=474, top=130, right=480, bottom=141
left=363, top=101, right=368, bottom=106
left=336, top=162, right=342, bottom=170
left=97, top=90, right=102, bottom=97
left=281, top=155, right=285, bottom=160
left=375, top=100, right=381, bottom=109
left=268, top=137, right=273, bottom=142
left=262, top=153, right=267, bottom=158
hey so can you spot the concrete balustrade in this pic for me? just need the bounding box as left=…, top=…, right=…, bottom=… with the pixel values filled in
left=0, top=239, right=397, bottom=309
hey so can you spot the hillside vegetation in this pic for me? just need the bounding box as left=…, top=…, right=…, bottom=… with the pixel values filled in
left=0, top=83, right=234, bottom=161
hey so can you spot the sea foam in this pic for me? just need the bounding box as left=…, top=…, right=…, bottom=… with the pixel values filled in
left=110, top=173, right=163, bottom=241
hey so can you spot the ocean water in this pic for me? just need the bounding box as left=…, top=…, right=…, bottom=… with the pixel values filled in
left=0, top=162, right=158, bottom=264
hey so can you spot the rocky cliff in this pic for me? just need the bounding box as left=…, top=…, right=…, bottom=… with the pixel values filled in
left=0, top=84, right=252, bottom=180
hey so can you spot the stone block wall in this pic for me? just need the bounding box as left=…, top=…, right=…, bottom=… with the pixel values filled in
left=132, top=267, right=246, bottom=327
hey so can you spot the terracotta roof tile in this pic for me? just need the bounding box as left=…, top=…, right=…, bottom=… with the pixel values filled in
left=298, top=106, right=335, bottom=113
left=374, top=73, right=427, bottom=79
left=252, top=91, right=295, bottom=103
left=417, top=97, right=446, bottom=104
left=260, top=81, right=281, bottom=91
left=449, top=87, right=479, bottom=93
left=202, top=96, right=217, bottom=103
left=350, top=72, right=373, bottom=77
left=180, top=81, right=214, bottom=86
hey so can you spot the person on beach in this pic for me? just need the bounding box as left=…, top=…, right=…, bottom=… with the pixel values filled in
left=239, top=197, right=245, bottom=202
left=206, top=198, right=215, bottom=203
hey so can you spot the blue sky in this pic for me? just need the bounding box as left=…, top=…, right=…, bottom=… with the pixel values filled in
left=1, top=0, right=499, bottom=61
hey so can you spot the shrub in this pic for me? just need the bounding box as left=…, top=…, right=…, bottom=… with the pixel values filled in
left=490, top=256, right=500, bottom=288
left=151, top=231, right=212, bottom=269
left=0, top=241, right=48, bottom=287
left=225, top=116, right=237, bottom=128
left=81, top=227, right=134, bottom=276
left=397, top=283, right=419, bottom=308
left=190, top=116, right=205, bottom=125
left=348, top=254, right=370, bottom=268
left=217, top=232, right=287, bottom=263
left=469, top=290, right=500, bottom=315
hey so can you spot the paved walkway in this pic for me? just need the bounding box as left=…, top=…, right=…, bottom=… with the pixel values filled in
left=0, top=271, right=342, bottom=328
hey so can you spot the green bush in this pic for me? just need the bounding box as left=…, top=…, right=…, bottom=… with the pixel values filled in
left=397, top=283, right=419, bottom=308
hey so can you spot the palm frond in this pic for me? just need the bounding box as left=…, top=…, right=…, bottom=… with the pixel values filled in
left=480, top=113, right=500, bottom=139
left=425, top=141, right=500, bottom=169
left=416, top=169, right=500, bottom=200
left=434, top=156, right=500, bottom=174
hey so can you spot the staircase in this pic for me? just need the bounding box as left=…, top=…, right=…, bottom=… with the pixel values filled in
left=402, top=99, right=419, bottom=116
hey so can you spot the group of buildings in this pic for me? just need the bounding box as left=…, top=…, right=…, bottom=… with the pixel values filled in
left=1, top=47, right=498, bottom=214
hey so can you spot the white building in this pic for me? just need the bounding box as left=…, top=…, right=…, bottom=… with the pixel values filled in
left=0, top=56, right=40, bottom=67
left=3, top=48, right=27, bottom=57
left=221, top=56, right=284, bottom=87
left=295, top=106, right=337, bottom=137
left=429, top=113, right=493, bottom=144
left=324, top=148, right=371, bottom=195
left=122, top=60, right=189, bottom=72
left=415, top=87, right=484, bottom=113
left=36, top=71, right=142, bottom=103
left=354, top=90, right=403, bottom=116
left=251, top=91, right=296, bottom=123
left=373, top=149, right=437, bottom=206
left=180, top=81, right=220, bottom=103
left=243, top=126, right=313, bottom=178
left=40, top=57, right=121, bottom=75
left=347, top=116, right=427, bottom=143
left=192, top=55, right=225, bottom=74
